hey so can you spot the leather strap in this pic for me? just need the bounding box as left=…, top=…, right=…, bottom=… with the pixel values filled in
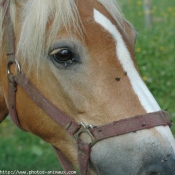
left=90, top=110, right=172, bottom=142
left=12, top=72, right=173, bottom=175
left=14, top=72, right=80, bottom=135
left=0, top=0, right=6, bottom=6
left=3, top=0, right=15, bottom=56
left=78, top=141, right=91, bottom=175
left=8, top=74, right=25, bottom=131
left=3, top=0, right=23, bottom=130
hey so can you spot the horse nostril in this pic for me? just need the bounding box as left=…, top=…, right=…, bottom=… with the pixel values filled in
left=149, top=172, right=161, bottom=175
left=147, top=165, right=162, bottom=175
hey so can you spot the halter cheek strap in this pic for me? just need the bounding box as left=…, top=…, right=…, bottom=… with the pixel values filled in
left=8, top=72, right=172, bottom=174
left=0, top=0, right=5, bottom=6
left=2, top=1, right=172, bottom=175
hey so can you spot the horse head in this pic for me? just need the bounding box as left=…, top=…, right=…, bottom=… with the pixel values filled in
left=0, top=0, right=175, bottom=174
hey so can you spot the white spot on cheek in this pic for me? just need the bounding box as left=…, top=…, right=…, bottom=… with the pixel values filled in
left=94, top=9, right=160, bottom=113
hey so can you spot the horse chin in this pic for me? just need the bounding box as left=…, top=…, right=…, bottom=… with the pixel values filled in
left=90, top=127, right=175, bottom=175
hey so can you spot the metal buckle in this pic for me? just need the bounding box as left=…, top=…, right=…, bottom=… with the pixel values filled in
left=7, top=59, right=21, bottom=75
left=74, top=122, right=96, bottom=145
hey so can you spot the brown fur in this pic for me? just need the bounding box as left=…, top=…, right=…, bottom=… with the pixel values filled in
left=0, top=0, right=151, bottom=174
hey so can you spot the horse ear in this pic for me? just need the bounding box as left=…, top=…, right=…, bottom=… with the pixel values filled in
left=0, top=94, right=9, bottom=123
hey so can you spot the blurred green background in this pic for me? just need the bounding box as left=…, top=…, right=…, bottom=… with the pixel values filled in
left=0, top=0, right=175, bottom=171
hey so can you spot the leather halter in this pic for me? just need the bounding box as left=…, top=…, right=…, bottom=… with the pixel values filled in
left=2, top=1, right=172, bottom=175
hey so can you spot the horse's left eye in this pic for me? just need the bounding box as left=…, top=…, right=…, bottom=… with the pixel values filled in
left=50, top=48, right=74, bottom=63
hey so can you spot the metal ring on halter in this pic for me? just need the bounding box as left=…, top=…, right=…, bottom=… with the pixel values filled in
left=74, top=122, right=96, bottom=145
left=7, top=59, right=21, bottom=75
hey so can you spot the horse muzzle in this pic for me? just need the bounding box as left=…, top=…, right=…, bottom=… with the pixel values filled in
left=90, top=127, right=175, bottom=175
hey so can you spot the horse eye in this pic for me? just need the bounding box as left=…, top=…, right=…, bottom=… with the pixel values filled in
left=50, top=48, right=74, bottom=63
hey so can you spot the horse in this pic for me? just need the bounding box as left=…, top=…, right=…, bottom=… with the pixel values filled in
left=0, top=0, right=175, bottom=174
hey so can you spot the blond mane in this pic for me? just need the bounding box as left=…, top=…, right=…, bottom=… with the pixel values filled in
left=0, top=0, right=130, bottom=70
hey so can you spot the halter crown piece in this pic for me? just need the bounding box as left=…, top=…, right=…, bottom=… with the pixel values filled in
left=2, top=1, right=172, bottom=174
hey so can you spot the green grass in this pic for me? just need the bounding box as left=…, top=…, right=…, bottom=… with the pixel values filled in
left=0, top=117, right=61, bottom=170
left=0, top=0, right=175, bottom=171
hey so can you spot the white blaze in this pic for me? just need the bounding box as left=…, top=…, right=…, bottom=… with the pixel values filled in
left=94, top=9, right=175, bottom=151
left=94, top=9, right=160, bottom=112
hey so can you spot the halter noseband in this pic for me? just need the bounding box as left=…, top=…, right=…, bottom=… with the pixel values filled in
left=2, top=1, right=172, bottom=175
